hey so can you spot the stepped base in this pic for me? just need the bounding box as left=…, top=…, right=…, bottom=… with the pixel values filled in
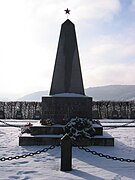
left=30, top=124, right=103, bottom=136
left=19, top=133, right=114, bottom=146
left=19, top=123, right=114, bottom=146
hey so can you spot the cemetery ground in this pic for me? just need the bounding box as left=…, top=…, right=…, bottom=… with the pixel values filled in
left=0, top=120, right=135, bottom=180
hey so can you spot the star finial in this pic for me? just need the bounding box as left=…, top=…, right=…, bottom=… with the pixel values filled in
left=64, top=8, right=70, bottom=19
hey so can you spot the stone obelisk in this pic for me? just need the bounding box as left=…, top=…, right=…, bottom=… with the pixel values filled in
left=50, top=19, right=85, bottom=96
left=42, top=17, right=92, bottom=124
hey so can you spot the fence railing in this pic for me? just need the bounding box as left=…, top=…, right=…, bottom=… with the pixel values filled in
left=0, top=134, right=135, bottom=171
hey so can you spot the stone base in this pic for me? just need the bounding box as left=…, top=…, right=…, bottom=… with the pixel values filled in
left=19, top=134, right=62, bottom=146
left=19, top=125, right=113, bottom=146
left=19, top=134, right=114, bottom=146
left=19, top=123, right=114, bottom=146
left=42, top=96, right=92, bottom=125
left=30, top=125, right=64, bottom=135
left=73, top=136, right=114, bottom=146
left=30, top=124, right=103, bottom=136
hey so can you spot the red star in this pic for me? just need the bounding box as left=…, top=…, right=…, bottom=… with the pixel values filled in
left=64, top=8, right=70, bottom=14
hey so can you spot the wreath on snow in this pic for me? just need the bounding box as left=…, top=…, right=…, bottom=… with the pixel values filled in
left=64, top=117, right=96, bottom=141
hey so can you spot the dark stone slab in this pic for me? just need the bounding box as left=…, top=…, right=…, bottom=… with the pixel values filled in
left=19, top=135, right=62, bottom=146
left=19, top=134, right=114, bottom=146
left=73, top=137, right=114, bottom=146
left=61, top=134, right=72, bottom=171
left=93, top=125, right=103, bottom=136
left=41, top=96, right=92, bottom=125
left=30, top=126, right=64, bottom=135
left=30, top=124, right=103, bottom=136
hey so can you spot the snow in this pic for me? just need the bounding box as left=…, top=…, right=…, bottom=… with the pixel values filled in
left=0, top=120, right=135, bottom=179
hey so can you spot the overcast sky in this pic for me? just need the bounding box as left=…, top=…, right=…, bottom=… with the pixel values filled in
left=0, top=0, right=135, bottom=99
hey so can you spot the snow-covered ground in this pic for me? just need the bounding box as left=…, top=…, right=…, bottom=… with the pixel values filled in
left=0, top=120, right=135, bottom=180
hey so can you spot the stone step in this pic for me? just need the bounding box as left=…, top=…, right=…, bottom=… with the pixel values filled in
left=30, top=124, right=103, bottom=136
left=19, top=133, right=114, bottom=146
left=30, top=126, right=64, bottom=135
left=19, top=134, right=62, bottom=146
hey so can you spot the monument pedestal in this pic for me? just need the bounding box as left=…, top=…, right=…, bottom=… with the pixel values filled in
left=41, top=96, right=92, bottom=125
left=19, top=123, right=114, bottom=146
left=19, top=96, right=114, bottom=147
left=19, top=18, right=114, bottom=147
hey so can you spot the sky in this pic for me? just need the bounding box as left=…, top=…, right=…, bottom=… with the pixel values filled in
left=0, top=0, right=135, bottom=99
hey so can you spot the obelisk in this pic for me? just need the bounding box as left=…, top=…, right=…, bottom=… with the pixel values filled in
left=42, top=12, right=92, bottom=124
left=50, top=19, right=85, bottom=96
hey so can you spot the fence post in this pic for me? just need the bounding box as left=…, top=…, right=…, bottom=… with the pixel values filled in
left=61, top=134, right=72, bottom=171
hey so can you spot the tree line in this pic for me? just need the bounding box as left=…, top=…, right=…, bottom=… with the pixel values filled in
left=0, top=101, right=135, bottom=119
